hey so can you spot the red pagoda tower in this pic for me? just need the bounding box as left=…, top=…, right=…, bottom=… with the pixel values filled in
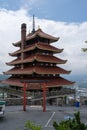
left=3, top=17, right=74, bottom=97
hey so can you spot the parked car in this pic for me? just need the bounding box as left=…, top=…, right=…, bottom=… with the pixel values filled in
left=0, top=101, right=6, bottom=117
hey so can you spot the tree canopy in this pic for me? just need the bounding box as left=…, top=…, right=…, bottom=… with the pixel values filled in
left=82, top=41, right=87, bottom=52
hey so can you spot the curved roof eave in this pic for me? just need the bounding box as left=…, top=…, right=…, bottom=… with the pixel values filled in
left=12, top=28, right=60, bottom=47
left=2, top=77, right=75, bottom=88
left=4, top=66, right=71, bottom=75
left=9, top=43, right=63, bottom=56
left=6, top=58, right=67, bottom=65
left=12, top=41, right=21, bottom=47
left=26, top=34, right=59, bottom=43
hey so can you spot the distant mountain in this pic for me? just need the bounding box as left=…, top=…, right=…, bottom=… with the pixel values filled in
left=0, top=74, right=9, bottom=80
left=63, top=74, right=87, bottom=88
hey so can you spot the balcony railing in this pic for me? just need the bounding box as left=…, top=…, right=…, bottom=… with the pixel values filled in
left=0, top=86, right=75, bottom=100
left=31, top=88, right=75, bottom=100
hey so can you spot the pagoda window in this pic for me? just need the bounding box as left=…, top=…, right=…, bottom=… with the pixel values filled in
left=50, top=63, right=53, bottom=66
left=41, top=63, right=44, bottom=66
left=24, top=51, right=33, bottom=57
left=35, top=62, right=40, bottom=66
left=46, top=63, right=48, bottom=66
left=50, top=74, right=53, bottom=77
left=49, top=52, right=53, bottom=56
left=17, top=55, right=21, bottom=59
left=35, top=52, right=41, bottom=55
left=12, top=74, right=18, bottom=77
left=41, top=51, right=50, bottom=55
left=48, top=39, right=50, bottom=44
left=33, top=63, right=35, bottom=66
left=26, top=41, right=30, bottom=46
left=31, top=73, right=39, bottom=77
left=36, top=37, right=49, bottom=43
left=24, top=53, right=28, bottom=58
left=17, top=54, right=21, bottom=57
left=42, top=52, right=46, bottom=55
left=43, top=38, right=48, bottom=43
left=47, top=63, right=50, bottom=66
left=56, top=74, right=59, bottom=77
left=26, top=38, right=38, bottom=46
left=41, top=74, right=45, bottom=77
left=15, top=64, right=20, bottom=68
left=53, top=63, right=56, bottom=66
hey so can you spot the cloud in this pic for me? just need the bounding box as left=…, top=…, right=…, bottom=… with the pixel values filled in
left=20, top=0, right=42, bottom=10
left=0, top=8, right=87, bottom=76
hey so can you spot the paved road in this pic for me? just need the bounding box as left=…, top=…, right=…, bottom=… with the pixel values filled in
left=0, top=105, right=87, bottom=130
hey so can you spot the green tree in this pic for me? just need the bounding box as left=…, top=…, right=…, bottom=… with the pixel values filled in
left=53, top=111, right=87, bottom=130
left=82, top=41, right=87, bottom=52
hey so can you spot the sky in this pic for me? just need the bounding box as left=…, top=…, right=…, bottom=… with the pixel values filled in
left=0, top=0, right=87, bottom=82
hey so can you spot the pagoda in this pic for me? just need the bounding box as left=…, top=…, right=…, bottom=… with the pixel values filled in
left=3, top=17, right=74, bottom=94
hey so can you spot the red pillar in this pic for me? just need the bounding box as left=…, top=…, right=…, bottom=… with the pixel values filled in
left=42, top=83, right=47, bottom=112
left=23, top=82, right=27, bottom=111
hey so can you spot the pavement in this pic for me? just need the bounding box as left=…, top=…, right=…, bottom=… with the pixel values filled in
left=0, top=105, right=87, bottom=130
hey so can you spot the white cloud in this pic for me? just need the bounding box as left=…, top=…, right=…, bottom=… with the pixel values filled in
left=20, top=0, right=41, bottom=10
left=0, top=8, right=87, bottom=76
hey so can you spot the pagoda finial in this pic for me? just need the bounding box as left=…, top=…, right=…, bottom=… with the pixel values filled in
left=32, top=14, right=35, bottom=33
left=38, top=25, right=40, bottom=29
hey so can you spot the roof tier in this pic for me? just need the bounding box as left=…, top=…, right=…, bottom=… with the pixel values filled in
left=2, top=76, right=75, bottom=89
left=4, top=66, right=71, bottom=75
left=9, top=42, right=63, bottom=56
left=13, top=29, right=59, bottom=47
left=6, top=54, right=67, bottom=66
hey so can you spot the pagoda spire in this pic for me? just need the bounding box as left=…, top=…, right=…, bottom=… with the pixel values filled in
left=32, top=15, right=35, bottom=33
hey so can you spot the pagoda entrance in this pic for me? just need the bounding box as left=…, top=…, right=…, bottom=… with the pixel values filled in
left=21, top=80, right=48, bottom=112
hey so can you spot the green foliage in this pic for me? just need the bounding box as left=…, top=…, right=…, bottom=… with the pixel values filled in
left=82, top=48, right=87, bottom=52
left=82, top=41, right=87, bottom=52
left=24, top=121, right=42, bottom=130
left=53, top=111, right=87, bottom=130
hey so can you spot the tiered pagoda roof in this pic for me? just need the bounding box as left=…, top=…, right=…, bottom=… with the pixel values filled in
left=9, top=42, right=63, bottom=56
left=13, top=28, right=59, bottom=47
left=3, top=21, right=75, bottom=90
left=6, top=54, right=67, bottom=65
left=3, top=76, right=74, bottom=90
left=4, top=66, right=71, bottom=75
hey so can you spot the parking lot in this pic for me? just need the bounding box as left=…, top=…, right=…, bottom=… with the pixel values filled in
left=0, top=105, right=87, bottom=130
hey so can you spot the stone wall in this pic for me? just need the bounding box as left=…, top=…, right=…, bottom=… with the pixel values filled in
left=5, top=98, right=31, bottom=106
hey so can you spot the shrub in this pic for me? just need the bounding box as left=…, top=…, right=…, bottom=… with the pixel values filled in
left=53, top=111, right=87, bottom=130
left=24, top=121, right=42, bottom=130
